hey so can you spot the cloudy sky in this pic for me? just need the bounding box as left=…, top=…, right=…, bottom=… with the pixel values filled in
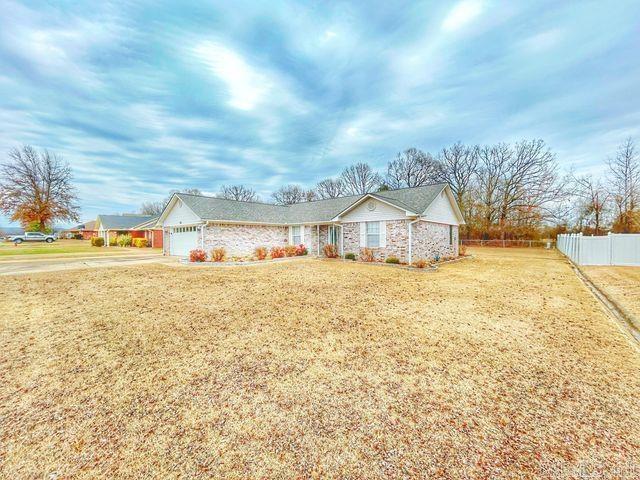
left=1, top=0, right=639, bottom=225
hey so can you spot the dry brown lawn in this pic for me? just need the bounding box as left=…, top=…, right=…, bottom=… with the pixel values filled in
left=1, top=248, right=639, bottom=479
left=582, top=265, right=640, bottom=323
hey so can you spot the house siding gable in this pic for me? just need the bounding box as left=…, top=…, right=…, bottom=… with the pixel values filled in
left=340, top=198, right=408, bottom=223
left=423, top=191, right=460, bottom=225
left=164, top=199, right=201, bottom=226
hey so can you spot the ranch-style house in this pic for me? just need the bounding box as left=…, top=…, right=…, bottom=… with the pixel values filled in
left=156, top=183, right=464, bottom=263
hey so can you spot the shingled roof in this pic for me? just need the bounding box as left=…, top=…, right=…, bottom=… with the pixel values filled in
left=97, top=214, right=157, bottom=230
left=165, top=183, right=449, bottom=225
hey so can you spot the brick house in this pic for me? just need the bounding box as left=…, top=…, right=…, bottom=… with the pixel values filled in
left=157, top=183, right=464, bottom=263
left=95, top=214, right=164, bottom=248
left=65, top=220, right=98, bottom=240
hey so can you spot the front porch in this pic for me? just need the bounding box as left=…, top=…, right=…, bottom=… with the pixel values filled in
left=304, top=224, right=342, bottom=257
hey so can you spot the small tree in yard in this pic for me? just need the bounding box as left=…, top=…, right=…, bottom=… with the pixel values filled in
left=0, top=146, right=79, bottom=230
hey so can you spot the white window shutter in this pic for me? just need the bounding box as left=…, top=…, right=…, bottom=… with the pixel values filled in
left=288, top=226, right=293, bottom=244
left=300, top=226, right=305, bottom=244
left=359, top=222, right=366, bottom=247
left=380, top=221, right=387, bottom=248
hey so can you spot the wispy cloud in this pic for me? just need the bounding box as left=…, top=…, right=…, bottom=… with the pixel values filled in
left=192, top=41, right=269, bottom=111
left=442, top=0, right=483, bottom=32
left=0, top=0, right=639, bottom=225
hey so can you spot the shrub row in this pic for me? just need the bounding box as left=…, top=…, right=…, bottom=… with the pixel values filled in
left=188, top=244, right=309, bottom=262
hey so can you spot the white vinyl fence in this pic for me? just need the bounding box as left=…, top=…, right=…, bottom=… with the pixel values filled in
left=557, top=233, right=640, bottom=266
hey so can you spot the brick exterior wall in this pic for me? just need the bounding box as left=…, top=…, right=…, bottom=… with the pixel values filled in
left=202, top=224, right=288, bottom=256
left=342, top=222, right=360, bottom=258
left=166, top=220, right=458, bottom=261
left=411, top=221, right=458, bottom=260
left=342, top=220, right=410, bottom=262
left=342, top=220, right=458, bottom=262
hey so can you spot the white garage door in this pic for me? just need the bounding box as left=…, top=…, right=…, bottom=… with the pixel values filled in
left=170, top=226, right=198, bottom=256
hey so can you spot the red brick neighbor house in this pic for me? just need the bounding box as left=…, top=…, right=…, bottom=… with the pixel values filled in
left=95, top=214, right=163, bottom=248
left=156, top=183, right=464, bottom=262
left=65, top=220, right=98, bottom=239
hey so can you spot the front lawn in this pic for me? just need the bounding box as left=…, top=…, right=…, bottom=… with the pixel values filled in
left=0, top=248, right=638, bottom=478
left=0, top=239, right=159, bottom=258
left=582, top=265, right=640, bottom=322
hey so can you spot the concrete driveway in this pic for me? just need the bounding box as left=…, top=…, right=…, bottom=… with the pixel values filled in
left=0, top=253, right=177, bottom=275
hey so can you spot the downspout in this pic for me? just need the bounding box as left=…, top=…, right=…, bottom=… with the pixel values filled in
left=408, top=218, right=420, bottom=265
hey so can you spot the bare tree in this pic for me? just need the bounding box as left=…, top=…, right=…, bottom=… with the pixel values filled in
left=140, top=188, right=203, bottom=216
left=440, top=143, right=478, bottom=200
left=340, top=162, right=382, bottom=195
left=218, top=184, right=260, bottom=202
left=571, top=174, right=610, bottom=235
left=439, top=143, right=478, bottom=236
left=140, top=201, right=165, bottom=216
left=272, top=184, right=308, bottom=205
left=0, top=145, right=79, bottom=230
left=316, top=178, right=345, bottom=199
left=495, top=139, right=567, bottom=238
left=475, top=143, right=510, bottom=237
left=386, top=148, right=444, bottom=189
left=608, top=137, right=640, bottom=232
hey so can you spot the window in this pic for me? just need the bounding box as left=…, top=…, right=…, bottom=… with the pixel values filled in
left=328, top=226, right=338, bottom=245
left=291, top=226, right=301, bottom=244
left=174, top=226, right=197, bottom=233
left=449, top=225, right=453, bottom=245
left=26, top=232, right=43, bottom=237
left=366, top=221, right=380, bottom=248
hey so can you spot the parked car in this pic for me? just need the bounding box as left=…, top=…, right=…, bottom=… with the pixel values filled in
left=9, top=232, right=57, bottom=244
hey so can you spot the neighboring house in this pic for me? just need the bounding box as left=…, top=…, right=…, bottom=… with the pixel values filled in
left=65, top=220, right=98, bottom=240
left=95, top=214, right=163, bottom=247
left=157, top=183, right=464, bottom=262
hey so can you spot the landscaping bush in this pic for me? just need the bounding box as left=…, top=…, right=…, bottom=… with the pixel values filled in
left=189, top=249, right=206, bottom=262
left=295, top=244, right=308, bottom=256
left=108, top=237, right=117, bottom=246
left=133, top=238, right=148, bottom=248
left=211, top=247, right=226, bottom=262
left=255, top=246, right=267, bottom=260
left=284, top=245, right=297, bottom=257
left=323, top=244, right=338, bottom=258
left=270, top=246, right=285, bottom=259
left=413, top=258, right=428, bottom=269
left=459, top=244, right=467, bottom=256
left=91, top=237, right=104, bottom=247
left=344, top=252, right=356, bottom=261
left=359, top=247, right=374, bottom=262
left=385, top=256, right=400, bottom=264
left=73, top=233, right=83, bottom=240
left=117, top=234, right=132, bottom=247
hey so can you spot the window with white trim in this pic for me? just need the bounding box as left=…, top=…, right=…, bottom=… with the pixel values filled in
left=291, top=225, right=301, bottom=244
left=366, top=221, right=380, bottom=248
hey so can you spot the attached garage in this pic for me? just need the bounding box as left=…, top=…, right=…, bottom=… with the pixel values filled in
left=169, top=226, right=198, bottom=256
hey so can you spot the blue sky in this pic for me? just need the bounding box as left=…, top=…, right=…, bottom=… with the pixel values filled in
left=1, top=0, right=639, bottom=225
